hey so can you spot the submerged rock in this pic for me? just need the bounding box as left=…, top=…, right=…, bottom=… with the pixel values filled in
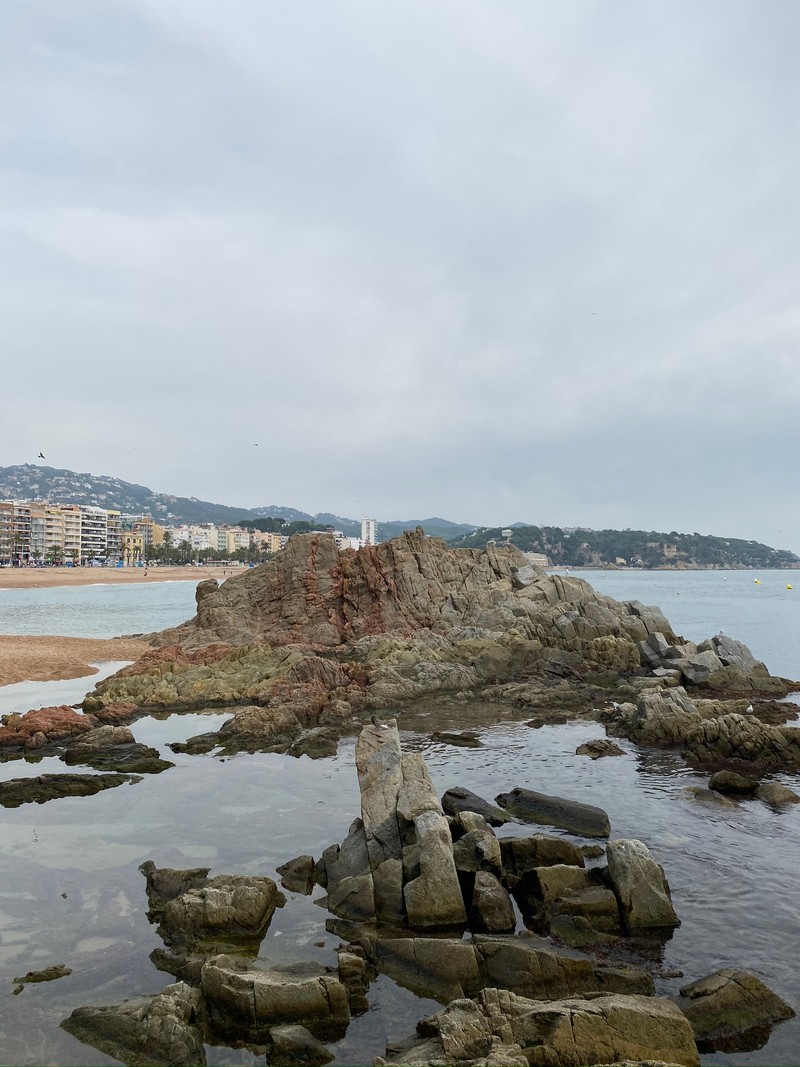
left=266, top=1024, right=334, bottom=1066
left=13, top=963, right=72, bottom=985
left=575, top=738, right=626, bottom=759
left=0, top=772, right=141, bottom=807
left=61, top=981, right=206, bottom=1067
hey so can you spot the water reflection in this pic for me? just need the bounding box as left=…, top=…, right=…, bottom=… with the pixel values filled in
left=0, top=705, right=797, bottom=1065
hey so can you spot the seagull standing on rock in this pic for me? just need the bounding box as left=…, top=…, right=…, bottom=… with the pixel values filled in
left=371, top=715, right=388, bottom=729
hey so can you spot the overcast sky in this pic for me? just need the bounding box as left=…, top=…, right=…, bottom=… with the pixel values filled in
left=2, top=1, right=799, bottom=548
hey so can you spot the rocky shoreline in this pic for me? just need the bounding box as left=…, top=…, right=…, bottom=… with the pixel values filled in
left=2, top=529, right=799, bottom=1063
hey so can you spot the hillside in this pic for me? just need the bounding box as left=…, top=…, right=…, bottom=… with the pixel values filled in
left=451, top=524, right=799, bottom=569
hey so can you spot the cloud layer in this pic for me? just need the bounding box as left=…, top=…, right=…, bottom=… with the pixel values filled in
left=3, top=1, right=799, bottom=548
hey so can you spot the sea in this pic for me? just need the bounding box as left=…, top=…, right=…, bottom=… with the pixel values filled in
left=0, top=569, right=798, bottom=1066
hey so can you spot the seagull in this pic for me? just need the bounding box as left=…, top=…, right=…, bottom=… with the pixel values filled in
left=37, top=452, right=45, bottom=459
left=371, top=714, right=389, bottom=730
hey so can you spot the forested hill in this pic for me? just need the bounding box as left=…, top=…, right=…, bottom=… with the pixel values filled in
left=449, top=525, right=799, bottom=569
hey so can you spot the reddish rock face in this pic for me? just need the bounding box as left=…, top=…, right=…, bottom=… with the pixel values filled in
left=0, top=705, right=95, bottom=750
left=158, top=529, right=529, bottom=649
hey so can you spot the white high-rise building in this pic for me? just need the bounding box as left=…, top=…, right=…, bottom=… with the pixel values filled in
left=361, top=518, right=377, bottom=546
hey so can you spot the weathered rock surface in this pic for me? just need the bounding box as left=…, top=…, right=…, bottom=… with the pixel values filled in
left=576, top=738, right=626, bottom=759
left=266, top=1024, right=334, bottom=1066
left=154, top=874, right=285, bottom=953
left=0, top=705, right=94, bottom=755
left=606, top=840, right=679, bottom=931
left=375, top=988, right=699, bottom=1066
left=201, top=954, right=350, bottom=1042
left=442, top=787, right=512, bottom=826
left=610, top=687, right=800, bottom=772
left=139, top=861, right=211, bottom=922
left=62, top=725, right=173, bottom=774
left=77, top=531, right=788, bottom=757
left=678, top=968, right=795, bottom=1051
left=495, top=787, right=611, bottom=838
left=468, top=872, right=516, bottom=933
left=277, top=854, right=317, bottom=895
left=318, top=722, right=466, bottom=929
left=0, top=772, right=141, bottom=807
left=61, top=981, right=206, bottom=1067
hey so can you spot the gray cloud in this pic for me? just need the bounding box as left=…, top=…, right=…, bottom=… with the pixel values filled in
left=2, top=0, right=799, bottom=548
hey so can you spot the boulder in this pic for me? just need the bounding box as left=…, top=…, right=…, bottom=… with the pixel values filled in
left=277, top=854, right=317, bottom=895
left=678, top=968, right=795, bottom=1051
left=450, top=810, right=497, bottom=838
left=606, top=840, right=679, bottom=931
left=61, top=981, right=206, bottom=1067
left=708, top=770, right=758, bottom=795
left=452, top=831, right=503, bottom=877
left=469, top=872, right=516, bottom=933
left=495, top=788, right=610, bottom=838
left=499, top=835, right=585, bottom=877
left=575, top=738, right=626, bottom=759
left=201, top=954, right=350, bottom=1042
left=157, top=874, right=285, bottom=952
left=442, top=786, right=512, bottom=826
left=266, top=1024, right=334, bottom=1066
left=755, top=780, right=800, bottom=807
left=375, top=987, right=699, bottom=1066
left=139, top=862, right=211, bottom=922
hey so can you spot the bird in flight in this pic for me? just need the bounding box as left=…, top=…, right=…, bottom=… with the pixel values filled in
left=37, top=452, right=45, bottom=459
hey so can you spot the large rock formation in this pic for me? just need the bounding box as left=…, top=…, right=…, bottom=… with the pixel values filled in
left=75, top=530, right=791, bottom=758
left=375, top=988, right=700, bottom=1066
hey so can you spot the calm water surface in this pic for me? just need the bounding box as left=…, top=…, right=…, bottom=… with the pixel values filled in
left=0, top=571, right=798, bottom=1065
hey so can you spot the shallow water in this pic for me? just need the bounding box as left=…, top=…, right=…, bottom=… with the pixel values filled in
left=0, top=571, right=799, bottom=1064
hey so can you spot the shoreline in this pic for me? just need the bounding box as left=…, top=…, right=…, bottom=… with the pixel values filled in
left=0, top=635, right=152, bottom=688
left=0, top=565, right=238, bottom=590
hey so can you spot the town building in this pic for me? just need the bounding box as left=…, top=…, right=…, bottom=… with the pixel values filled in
left=361, top=518, right=378, bottom=546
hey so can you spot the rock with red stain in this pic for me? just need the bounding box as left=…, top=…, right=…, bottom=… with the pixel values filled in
left=0, top=705, right=94, bottom=751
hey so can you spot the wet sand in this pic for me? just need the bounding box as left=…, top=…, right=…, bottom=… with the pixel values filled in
left=0, top=564, right=232, bottom=590
left=0, top=635, right=152, bottom=687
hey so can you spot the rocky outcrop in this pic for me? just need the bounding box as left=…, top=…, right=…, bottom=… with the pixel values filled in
left=62, top=725, right=173, bottom=774
left=495, top=787, right=611, bottom=838
left=605, top=840, right=679, bottom=931
left=677, top=968, right=795, bottom=1052
left=200, top=954, right=350, bottom=1042
left=610, top=687, right=800, bottom=773
left=0, top=772, right=141, bottom=807
left=61, top=981, right=206, bottom=1067
left=639, top=631, right=782, bottom=693
left=0, top=705, right=94, bottom=755
left=375, top=988, right=700, bottom=1066
left=318, top=721, right=467, bottom=929
left=141, top=866, right=285, bottom=954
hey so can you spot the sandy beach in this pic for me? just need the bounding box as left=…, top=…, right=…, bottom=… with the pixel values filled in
left=0, top=635, right=152, bottom=687
left=0, top=566, right=212, bottom=687
left=0, top=564, right=231, bottom=590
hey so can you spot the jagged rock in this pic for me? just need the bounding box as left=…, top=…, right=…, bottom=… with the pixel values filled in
left=708, top=770, right=758, bottom=795
left=606, top=840, right=679, bottom=931
left=469, top=872, right=516, bottom=933
left=201, top=954, right=350, bottom=1042
left=495, top=787, right=610, bottom=838
left=375, top=988, right=700, bottom=1066
left=452, top=831, right=503, bottom=877
left=318, top=819, right=375, bottom=921
left=62, top=727, right=173, bottom=774
left=0, top=772, right=141, bottom=807
left=266, top=1024, right=334, bottom=1066
left=139, top=862, right=211, bottom=922
left=755, top=780, right=800, bottom=807
left=155, top=874, right=285, bottom=952
left=678, top=968, right=795, bottom=1051
left=61, top=981, right=206, bottom=1067
left=442, top=787, right=512, bottom=826
left=277, top=855, right=317, bottom=895
left=450, top=810, right=497, bottom=839
left=575, top=738, right=626, bottom=759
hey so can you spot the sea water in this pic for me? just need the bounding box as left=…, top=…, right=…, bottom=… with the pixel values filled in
left=0, top=570, right=798, bottom=1066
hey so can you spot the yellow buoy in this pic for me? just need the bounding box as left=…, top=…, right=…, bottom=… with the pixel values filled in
left=787, top=584, right=793, bottom=590
left=754, top=579, right=761, bottom=584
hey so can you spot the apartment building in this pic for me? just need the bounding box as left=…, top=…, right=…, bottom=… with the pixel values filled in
left=0, top=501, right=13, bottom=563
left=361, top=518, right=378, bottom=546
left=80, top=506, right=108, bottom=561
